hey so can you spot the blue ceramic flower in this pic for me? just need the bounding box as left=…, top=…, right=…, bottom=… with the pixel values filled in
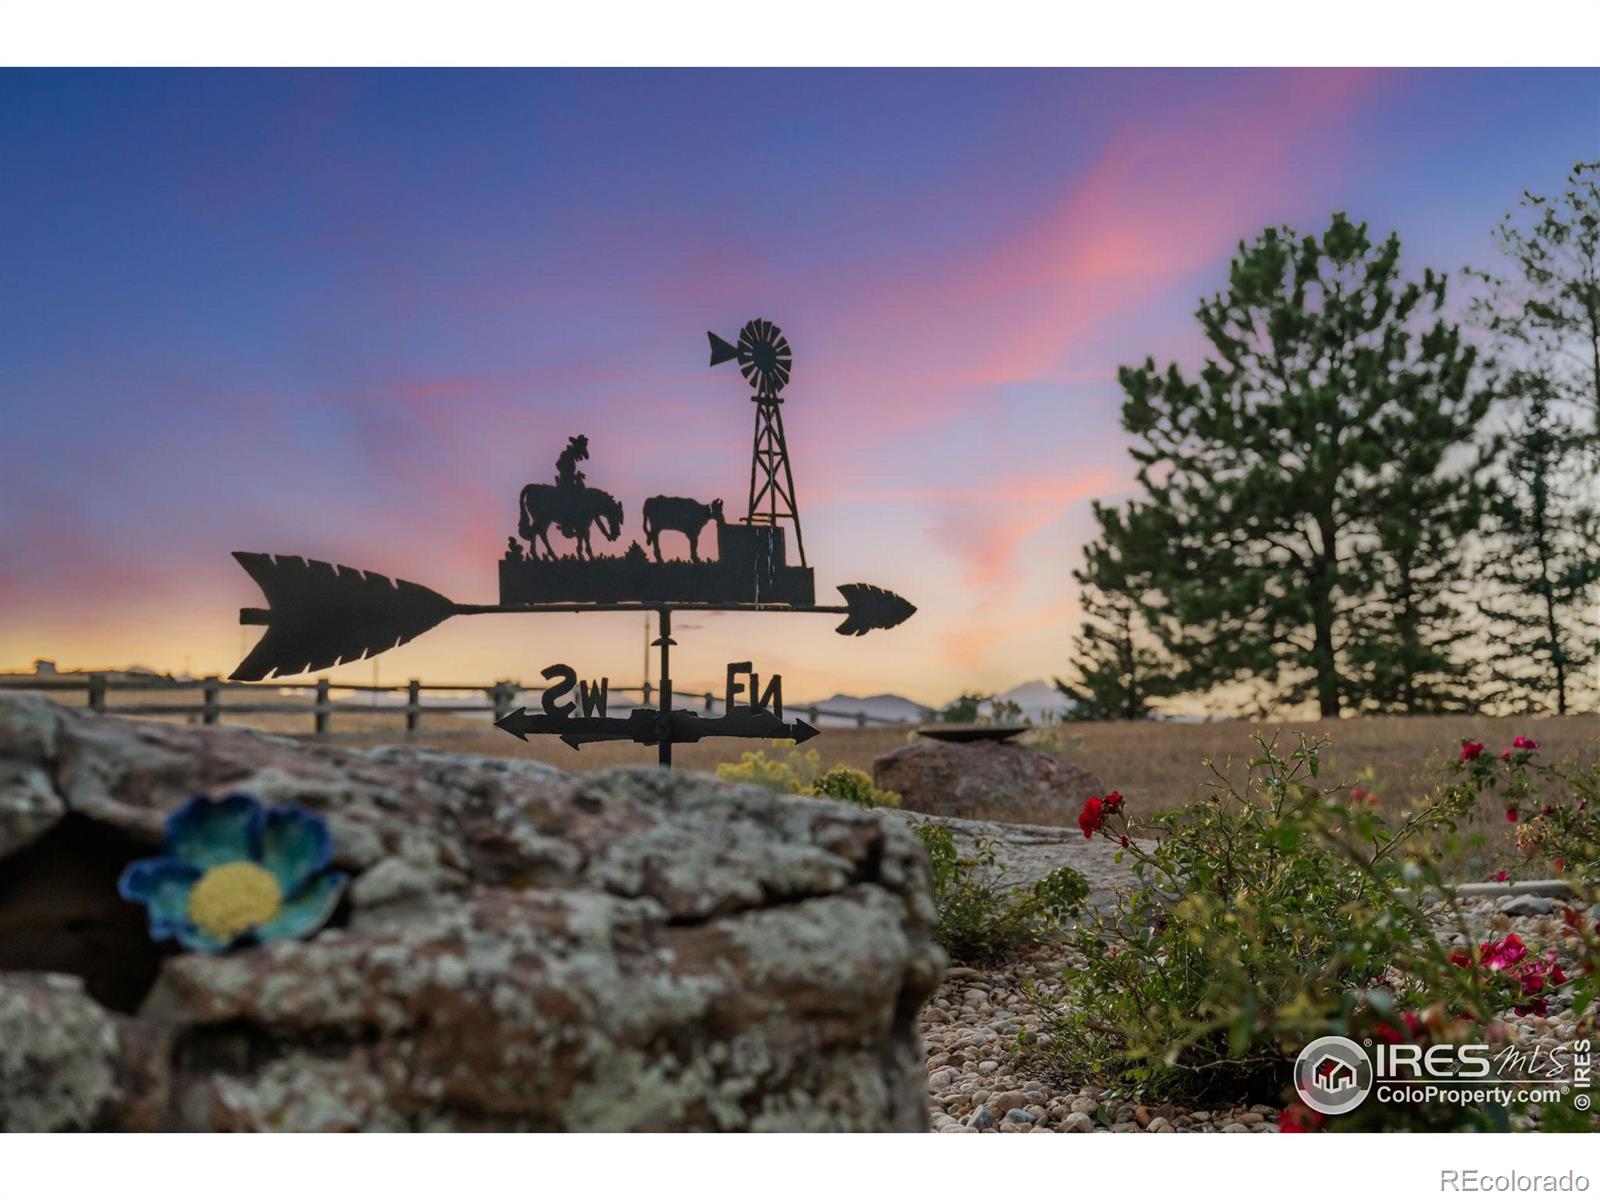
left=118, top=793, right=348, bottom=953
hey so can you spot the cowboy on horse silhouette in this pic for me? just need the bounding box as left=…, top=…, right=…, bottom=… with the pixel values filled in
left=519, top=435, right=623, bottom=560
left=554, top=435, right=589, bottom=490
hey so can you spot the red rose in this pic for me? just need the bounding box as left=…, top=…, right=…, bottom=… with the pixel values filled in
left=1481, top=933, right=1527, bottom=972
left=1279, top=1104, right=1324, bottom=1133
left=1513, top=736, right=1539, bottom=750
left=1460, top=741, right=1485, bottom=762
left=1103, top=790, right=1124, bottom=812
left=1078, top=796, right=1105, bottom=840
left=1489, top=870, right=1508, bottom=883
left=1505, top=806, right=1519, bottom=823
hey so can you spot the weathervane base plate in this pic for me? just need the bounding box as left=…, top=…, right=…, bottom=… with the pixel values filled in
left=499, top=524, right=814, bottom=607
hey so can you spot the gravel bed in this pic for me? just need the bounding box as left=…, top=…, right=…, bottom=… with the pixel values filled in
left=921, top=893, right=1593, bottom=1133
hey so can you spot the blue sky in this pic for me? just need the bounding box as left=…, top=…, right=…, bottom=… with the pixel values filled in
left=2, top=68, right=1596, bottom=701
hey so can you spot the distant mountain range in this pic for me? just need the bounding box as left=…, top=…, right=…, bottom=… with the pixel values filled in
left=795, top=680, right=1072, bottom=728
left=991, top=680, right=1075, bottom=724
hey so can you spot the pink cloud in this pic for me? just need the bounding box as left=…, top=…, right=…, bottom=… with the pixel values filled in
left=926, top=469, right=1117, bottom=597
left=941, top=598, right=1081, bottom=674
left=759, top=71, right=1381, bottom=447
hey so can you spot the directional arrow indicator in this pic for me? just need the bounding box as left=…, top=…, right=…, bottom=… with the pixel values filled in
left=230, top=551, right=913, bottom=681
left=494, top=706, right=818, bottom=750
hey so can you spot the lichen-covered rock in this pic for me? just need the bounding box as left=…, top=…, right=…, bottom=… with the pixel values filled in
left=0, top=693, right=941, bottom=1130
left=872, top=737, right=1105, bottom=827
left=0, top=764, right=65, bottom=858
left=0, top=689, right=68, bottom=856
left=0, top=972, right=169, bottom=1131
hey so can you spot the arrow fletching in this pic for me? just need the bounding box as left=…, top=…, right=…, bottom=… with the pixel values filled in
left=230, top=552, right=458, bottom=680
left=834, top=583, right=917, bottom=636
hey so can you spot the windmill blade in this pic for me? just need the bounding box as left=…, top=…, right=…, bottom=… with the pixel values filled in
left=707, top=331, right=739, bottom=367
left=230, top=552, right=459, bottom=680
left=834, top=583, right=917, bottom=637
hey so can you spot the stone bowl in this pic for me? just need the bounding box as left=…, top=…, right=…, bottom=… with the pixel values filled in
left=915, top=724, right=1030, bottom=744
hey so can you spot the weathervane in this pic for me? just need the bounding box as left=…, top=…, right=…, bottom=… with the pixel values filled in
left=229, top=318, right=916, bottom=765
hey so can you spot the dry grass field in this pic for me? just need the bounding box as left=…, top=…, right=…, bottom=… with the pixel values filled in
left=73, top=691, right=1594, bottom=795
left=35, top=686, right=1599, bottom=876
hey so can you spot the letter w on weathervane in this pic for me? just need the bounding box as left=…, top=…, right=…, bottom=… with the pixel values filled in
left=540, top=663, right=609, bottom=717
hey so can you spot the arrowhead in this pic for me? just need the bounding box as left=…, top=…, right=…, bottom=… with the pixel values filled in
left=791, top=719, right=819, bottom=745
left=560, top=734, right=583, bottom=751
left=834, top=583, right=917, bottom=636
left=708, top=331, right=739, bottom=367
left=495, top=707, right=529, bottom=741
left=229, top=551, right=458, bottom=680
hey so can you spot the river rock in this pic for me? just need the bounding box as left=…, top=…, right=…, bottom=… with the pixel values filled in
left=872, top=739, right=1105, bottom=827
left=0, top=692, right=942, bottom=1131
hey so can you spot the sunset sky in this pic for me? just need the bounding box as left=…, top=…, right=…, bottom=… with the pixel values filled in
left=2, top=68, right=1596, bottom=705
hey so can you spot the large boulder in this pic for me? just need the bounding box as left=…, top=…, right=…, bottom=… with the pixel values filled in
left=872, top=738, right=1105, bottom=828
left=0, top=692, right=942, bottom=1131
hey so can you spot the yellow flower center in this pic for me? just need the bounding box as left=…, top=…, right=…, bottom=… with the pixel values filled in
left=187, top=861, right=282, bottom=941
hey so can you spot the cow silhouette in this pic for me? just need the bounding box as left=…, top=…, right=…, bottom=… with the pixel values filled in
left=642, top=496, right=725, bottom=563
left=519, top=484, right=624, bottom=561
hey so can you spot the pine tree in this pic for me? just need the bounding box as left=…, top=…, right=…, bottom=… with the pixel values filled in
left=1471, top=161, right=1600, bottom=437
left=1103, top=214, right=1489, bottom=717
left=1469, top=161, right=1600, bottom=714
left=1476, top=393, right=1599, bottom=714
left=1343, top=433, right=1487, bottom=713
left=1057, top=502, right=1179, bottom=721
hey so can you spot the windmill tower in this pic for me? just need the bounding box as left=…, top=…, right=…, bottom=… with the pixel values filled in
left=707, top=318, right=806, bottom=565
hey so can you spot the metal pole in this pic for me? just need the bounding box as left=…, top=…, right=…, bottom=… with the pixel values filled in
left=654, top=607, right=673, bottom=768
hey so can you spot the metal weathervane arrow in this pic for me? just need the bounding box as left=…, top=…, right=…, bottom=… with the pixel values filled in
left=229, top=318, right=916, bottom=765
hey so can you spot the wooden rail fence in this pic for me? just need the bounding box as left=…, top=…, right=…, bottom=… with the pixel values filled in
left=0, top=675, right=921, bottom=738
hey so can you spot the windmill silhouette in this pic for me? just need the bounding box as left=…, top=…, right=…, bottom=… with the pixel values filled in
left=708, top=318, right=806, bottom=566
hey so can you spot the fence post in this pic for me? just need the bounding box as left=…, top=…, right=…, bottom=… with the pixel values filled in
left=704, top=691, right=714, bottom=713
left=641, top=682, right=652, bottom=707
left=808, top=706, right=819, bottom=725
left=856, top=710, right=868, bottom=728
left=491, top=681, right=511, bottom=722
left=88, top=673, right=107, bottom=714
left=406, top=680, right=421, bottom=735
left=202, top=676, right=221, bottom=725
left=314, top=679, right=331, bottom=736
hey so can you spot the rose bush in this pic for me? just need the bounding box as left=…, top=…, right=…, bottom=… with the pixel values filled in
left=915, top=824, right=1087, bottom=964
left=1451, top=736, right=1600, bottom=885
left=1029, top=732, right=1598, bottom=1130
